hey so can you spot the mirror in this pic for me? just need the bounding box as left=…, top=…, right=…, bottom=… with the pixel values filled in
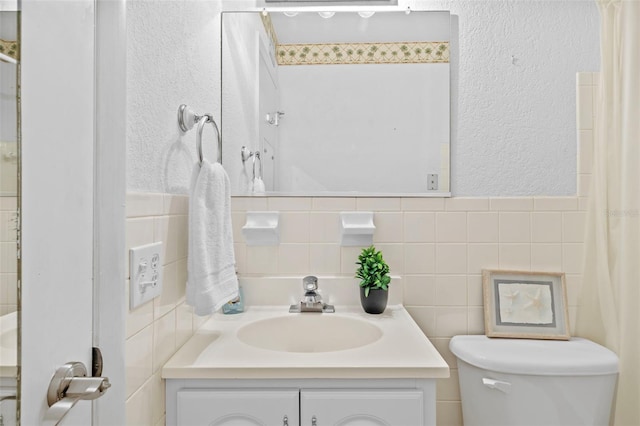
left=0, top=4, right=19, bottom=424
left=222, top=10, right=450, bottom=196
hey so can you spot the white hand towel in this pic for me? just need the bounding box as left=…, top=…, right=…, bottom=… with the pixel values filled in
left=252, top=177, right=266, bottom=194
left=187, top=159, right=239, bottom=315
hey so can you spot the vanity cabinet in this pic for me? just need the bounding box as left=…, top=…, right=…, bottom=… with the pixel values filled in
left=177, top=389, right=299, bottom=425
left=301, top=389, right=424, bottom=425
left=166, top=379, right=434, bottom=426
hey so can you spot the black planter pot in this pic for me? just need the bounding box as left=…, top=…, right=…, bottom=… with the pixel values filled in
left=359, top=287, right=388, bottom=314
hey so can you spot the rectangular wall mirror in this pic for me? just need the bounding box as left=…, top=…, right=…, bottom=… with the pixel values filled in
left=222, top=10, right=451, bottom=196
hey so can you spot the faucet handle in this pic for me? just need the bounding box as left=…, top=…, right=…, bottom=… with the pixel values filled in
left=303, top=275, right=318, bottom=292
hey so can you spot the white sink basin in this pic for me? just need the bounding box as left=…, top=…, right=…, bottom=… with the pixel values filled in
left=237, top=315, right=383, bottom=353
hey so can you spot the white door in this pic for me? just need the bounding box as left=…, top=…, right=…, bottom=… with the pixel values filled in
left=176, top=389, right=300, bottom=426
left=300, top=390, right=424, bottom=426
left=19, top=0, right=125, bottom=424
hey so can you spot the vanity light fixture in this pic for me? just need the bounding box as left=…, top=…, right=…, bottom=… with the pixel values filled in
left=357, top=11, right=375, bottom=18
left=283, top=11, right=299, bottom=17
left=318, top=11, right=336, bottom=19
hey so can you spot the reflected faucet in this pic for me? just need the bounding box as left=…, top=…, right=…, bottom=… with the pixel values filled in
left=289, top=276, right=335, bottom=313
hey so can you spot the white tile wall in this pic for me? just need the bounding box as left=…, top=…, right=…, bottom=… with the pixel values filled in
left=230, top=192, right=586, bottom=426
left=125, top=193, right=195, bottom=423
left=122, top=73, right=593, bottom=426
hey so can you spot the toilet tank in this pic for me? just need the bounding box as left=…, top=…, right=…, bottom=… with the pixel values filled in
left=450, top=335, right=618, bottom=426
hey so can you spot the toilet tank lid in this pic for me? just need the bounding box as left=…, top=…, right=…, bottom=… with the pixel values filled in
left=449, top=335, right=619, bottom=376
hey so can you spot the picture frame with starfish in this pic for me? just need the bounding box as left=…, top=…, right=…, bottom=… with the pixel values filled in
left=482, top=269, right=570, bottom=340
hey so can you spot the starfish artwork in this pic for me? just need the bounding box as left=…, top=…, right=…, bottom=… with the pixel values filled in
left=497, top=282, right=554, bottom=325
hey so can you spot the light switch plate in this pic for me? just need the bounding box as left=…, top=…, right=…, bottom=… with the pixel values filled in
left=129, top=242, right=163, bottom=309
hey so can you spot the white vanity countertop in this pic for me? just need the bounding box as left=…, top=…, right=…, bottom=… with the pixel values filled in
left=162, top=305, right=449, bottom=380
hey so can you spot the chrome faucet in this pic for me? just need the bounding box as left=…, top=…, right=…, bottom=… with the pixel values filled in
left=289, top=276, right=335, bottom=313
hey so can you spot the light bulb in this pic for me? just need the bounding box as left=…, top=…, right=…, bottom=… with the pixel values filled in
left=357, top=11, right=375, bottom=18
left=283, top=11, right=299, bottom=17
left=318, top=11, right=335, bottom=19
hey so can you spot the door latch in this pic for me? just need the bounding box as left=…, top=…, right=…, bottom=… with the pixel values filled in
left=45, top=361, right=111, bottom=425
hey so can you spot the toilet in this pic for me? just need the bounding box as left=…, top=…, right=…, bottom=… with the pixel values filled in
left=450, top=335, right=618, bottom=426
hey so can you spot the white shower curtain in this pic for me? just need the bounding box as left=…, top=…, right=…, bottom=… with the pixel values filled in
left=575, top=1, right=640, bottom=425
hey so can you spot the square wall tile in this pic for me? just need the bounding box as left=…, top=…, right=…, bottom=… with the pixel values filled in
left=126, top=280, right=153, bottom=339
left=436, top=401, right=463, bottom=426
left=577, top=72, right=593, bottom=86
left=309, top=212, right=340, bottom=243
left=278, top=244, right=310, bottom=274
left=562, top=243, right=584, bottom=274
left=578, top=174, right=591, bottom=197
left=435, top=307, right=468, bottom=337
left=154, top=261, right=179, bottom=319
left=405, top=306, right=436, bottom=336
left=126, top=326, right=153, bottom=398
left=468, top=306, right=485, bottom=334
left=562, top=211, right=586, bottom=242
left=531, top=244, right=563, bottom=272
left=126, top=378, right=153, bottom=426
left=341, top=247, right=362, bottom=274
left=403, top=212, right=435, bottom=242
left=279, top=212, right=310, bottom=243
left=246, top=246, right=278, bottom=274
left=436, top=244, right=467, bottom=274
left=499, top=243, right=531, bottom=270
left=437, top=369, right=460, bottom=401
left=436, top=212, right=467, bottom=243
left=376, top=243, right=405, bottom=276
left=153, top=311, right=177, bottom=373
left=435, top=275, right=467, bottom=306
left=467, top=243, right=499, bottom=274
left=373, top=212, right=403, bottom=243
left=126, top=193, right=164, bottom=218
left=499, top=212, right=530, bottom=243
left=163, top=194, right=188, bottom=215
left=467, top=212, right=498, bottom=242
left=531, top=212, right=562, bottom=243
left=578, top=130, right=594, bottom=174
left=404, top=244, right=435, bottom=274
left=467, top=275, right=483, bottom=306
left=578, top=85, right=594, bottom=130
left=403, top=275, right=436, bottom=306
left=309, top=244, right=341, bottom=275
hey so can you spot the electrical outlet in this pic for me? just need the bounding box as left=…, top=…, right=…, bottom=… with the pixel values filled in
left=427, top=174, right=439, bottom=190
left=129, top=242, right=163, bottom=309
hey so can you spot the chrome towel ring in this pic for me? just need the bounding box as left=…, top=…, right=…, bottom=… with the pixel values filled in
left=178, top=104, right=222, bottom=165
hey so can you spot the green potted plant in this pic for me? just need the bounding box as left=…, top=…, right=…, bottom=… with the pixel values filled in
left=355, top=245, right=391, bottom=314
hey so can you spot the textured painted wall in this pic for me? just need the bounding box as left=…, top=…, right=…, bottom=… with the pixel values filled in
left=440, top=0, right=599, bottom=195
left=126, top=0, right=221, bottom=194
left=126, top=0, right=599, bottom=196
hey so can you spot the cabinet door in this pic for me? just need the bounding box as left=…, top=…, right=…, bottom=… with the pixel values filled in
left=177, top=389, right=299, bottom=426
left=300, top=390, right=423, bottom=426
